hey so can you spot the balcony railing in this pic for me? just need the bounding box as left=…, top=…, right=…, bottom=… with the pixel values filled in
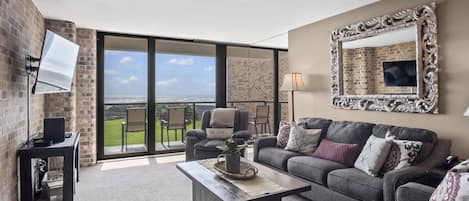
left=103, top=100, right=288, bottom=148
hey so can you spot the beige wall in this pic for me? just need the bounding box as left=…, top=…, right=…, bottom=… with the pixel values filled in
left=289, top=0, right=469, bottom=158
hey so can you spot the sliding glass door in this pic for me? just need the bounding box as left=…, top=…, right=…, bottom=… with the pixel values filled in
left=154, top=40, right=216, bottom=152
left=102, top=35, right=149, bottom=156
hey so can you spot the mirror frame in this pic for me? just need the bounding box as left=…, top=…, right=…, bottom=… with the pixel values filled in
left=330, top=3, right=438, bottom=113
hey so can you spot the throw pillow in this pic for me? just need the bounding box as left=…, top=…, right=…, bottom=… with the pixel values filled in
left=210, top=108, right=236, bottom=128
left=429, top=160, right=469, bottom=201
left=284, top=124, right=321, bottom=154
left=381, top=138, right=423, bottom=173
left=312, top=139, right=360, bottom=167
left=354, top=135, right=392, bottom=176
left=206, top=128, right=234, bottom=139
left=276, top=121, right=291, bottom=148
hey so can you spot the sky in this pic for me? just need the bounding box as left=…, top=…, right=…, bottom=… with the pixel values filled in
left=104, top=50, right=215, bottom=98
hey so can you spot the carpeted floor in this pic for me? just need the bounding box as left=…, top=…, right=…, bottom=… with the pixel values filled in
left=76, top=152, right=308, bottom=201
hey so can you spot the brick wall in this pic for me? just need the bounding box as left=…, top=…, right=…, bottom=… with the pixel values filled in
left=44, top=19, right=77, bottom=132
left=75, top=28, right=97, bottom=166
left=43, top=20, right=97, bottom=167
left=342, top=41, right=416, bottom=95
left=0, top=0, right=45, bottom=200
left=227, top=55, right=289, bottom=133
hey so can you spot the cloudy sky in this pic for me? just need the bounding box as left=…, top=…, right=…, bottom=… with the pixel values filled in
left=104, top=50, right=215, bottom=98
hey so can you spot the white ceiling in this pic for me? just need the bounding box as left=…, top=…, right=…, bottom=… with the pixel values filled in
left=33, top=0, right=379, bottom=49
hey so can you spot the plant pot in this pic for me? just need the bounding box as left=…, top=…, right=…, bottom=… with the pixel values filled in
left=224, top=153, right=241, bottom=173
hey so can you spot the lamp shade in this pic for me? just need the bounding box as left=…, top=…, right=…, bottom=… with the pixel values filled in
left=280, top=72, right=304, bottom=91
left=464, top=107, right=469, bottom=117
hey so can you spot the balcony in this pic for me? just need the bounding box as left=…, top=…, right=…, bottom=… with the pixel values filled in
left=103, top=100, right=287, bottom=155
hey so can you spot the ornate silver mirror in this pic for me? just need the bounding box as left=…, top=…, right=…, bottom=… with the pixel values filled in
left=330, top=3, right=438, bottom=113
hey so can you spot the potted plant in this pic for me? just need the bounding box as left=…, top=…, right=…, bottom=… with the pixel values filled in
left=216, top=138, right=247, bottom=173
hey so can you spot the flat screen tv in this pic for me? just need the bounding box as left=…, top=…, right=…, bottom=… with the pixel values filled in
left=383, top=60, right=417, bottom=87
left=33, top=30, right=80, bottom=94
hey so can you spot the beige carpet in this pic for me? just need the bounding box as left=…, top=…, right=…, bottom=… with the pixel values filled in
left=75, top=152, right=308, bottom=201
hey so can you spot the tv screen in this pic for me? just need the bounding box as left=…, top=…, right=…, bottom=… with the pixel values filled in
left=383, top=60, right=417, bottom=87
left=33, top=30, right=80, bottom=94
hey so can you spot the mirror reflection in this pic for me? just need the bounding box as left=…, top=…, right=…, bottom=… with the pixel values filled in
left=341, top=26, right=417, bottom=96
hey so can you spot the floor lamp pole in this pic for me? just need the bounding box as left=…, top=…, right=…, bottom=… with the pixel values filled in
left=291, top=90, right=295, bottom=122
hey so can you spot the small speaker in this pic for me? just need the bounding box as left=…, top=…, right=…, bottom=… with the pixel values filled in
left=44, top=118, right=65, bottom=144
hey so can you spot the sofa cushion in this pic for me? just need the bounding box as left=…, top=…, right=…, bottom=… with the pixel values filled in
left=328, top=168, right=384, bottom=201
left=326, top=121, right=375, bottom=149
left=287, top=156, right=347, bottom=185
left=372, top=124, right=436, bottom=163
left=257, top=147, right=302, bottom=171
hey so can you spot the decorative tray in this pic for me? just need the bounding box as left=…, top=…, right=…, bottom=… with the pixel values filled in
left=213, top=161, right=259, bottom=180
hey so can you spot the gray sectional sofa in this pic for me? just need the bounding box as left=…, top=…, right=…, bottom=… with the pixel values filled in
left=253, top=117, right=451, bottom=201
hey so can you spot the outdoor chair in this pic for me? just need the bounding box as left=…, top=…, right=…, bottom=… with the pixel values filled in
left=121, top=108, right=147, bottom=152
left=248, top=105, right=271, bottom=137
left=160, top=107, right=188, bottom=146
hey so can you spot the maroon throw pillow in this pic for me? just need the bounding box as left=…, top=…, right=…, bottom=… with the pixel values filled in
left=312, top=139, right=360, bottom=167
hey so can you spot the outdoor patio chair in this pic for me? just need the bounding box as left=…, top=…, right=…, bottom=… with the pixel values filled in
left=121, top=108, right=147, bottom=152
left=160, top=107, right=187, bottom=146
left=248, top=105, right=271, bottom=136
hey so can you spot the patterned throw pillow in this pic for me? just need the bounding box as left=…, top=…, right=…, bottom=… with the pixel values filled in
left=354, top=135, right=392, bottom=176
left=276, top=121, right=291, bottom=148
left=430, top=160, right=469, bottom=201
left=206, top=128, right=233, bottom=139
left=284, top=123, right=321, bottom=154
left=312, top=139, right=360, bottom=167
left=381, top=136, right=423, bottom=173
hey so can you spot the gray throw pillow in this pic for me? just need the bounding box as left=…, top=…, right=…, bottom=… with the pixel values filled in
left=354, top=135, right=392, bottom=176
left=284, top=123, right=321, bottom=154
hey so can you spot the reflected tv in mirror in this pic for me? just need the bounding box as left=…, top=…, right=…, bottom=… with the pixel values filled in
left=383, top=60, right=417, bottom=87
left=33, top=30, right=80, bottom=94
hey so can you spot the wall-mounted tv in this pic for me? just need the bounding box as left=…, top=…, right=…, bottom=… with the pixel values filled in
left=383, top=60, right=417, bottom=87
left=33, top=30, right=80, bottom=94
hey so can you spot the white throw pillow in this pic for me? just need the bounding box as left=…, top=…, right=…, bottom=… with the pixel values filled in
left=284, top=123, right=321, bottom=154
left=354, top=135, right=392, bottom=176
left=206, top=128, right=233, bottom=139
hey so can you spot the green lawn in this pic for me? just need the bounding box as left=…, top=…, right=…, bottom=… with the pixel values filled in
left=104, top=118, right=201, bottom=147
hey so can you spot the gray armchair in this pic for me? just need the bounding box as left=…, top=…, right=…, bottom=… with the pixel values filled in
left=185, top=110, right=250, bottom=161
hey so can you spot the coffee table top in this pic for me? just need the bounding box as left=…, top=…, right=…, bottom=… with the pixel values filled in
left=177, top=159, right=311, bottom=201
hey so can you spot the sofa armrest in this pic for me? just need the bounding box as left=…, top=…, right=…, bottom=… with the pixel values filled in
left=232, top=130, right=251, bottom=141
left=383, top=139, right=451, bottom=201
left=253, top=136, right=277, bottom=162
left=185, top=129, right=207, bottom=140
left=384, top=166, right=427, bottom=201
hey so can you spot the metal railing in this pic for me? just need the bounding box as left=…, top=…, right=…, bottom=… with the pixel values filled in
left=103, top=100, right=288, bottom=130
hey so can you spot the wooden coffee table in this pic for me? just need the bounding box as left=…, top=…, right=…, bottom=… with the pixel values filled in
left=177, top=159, right=310, bottom=201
